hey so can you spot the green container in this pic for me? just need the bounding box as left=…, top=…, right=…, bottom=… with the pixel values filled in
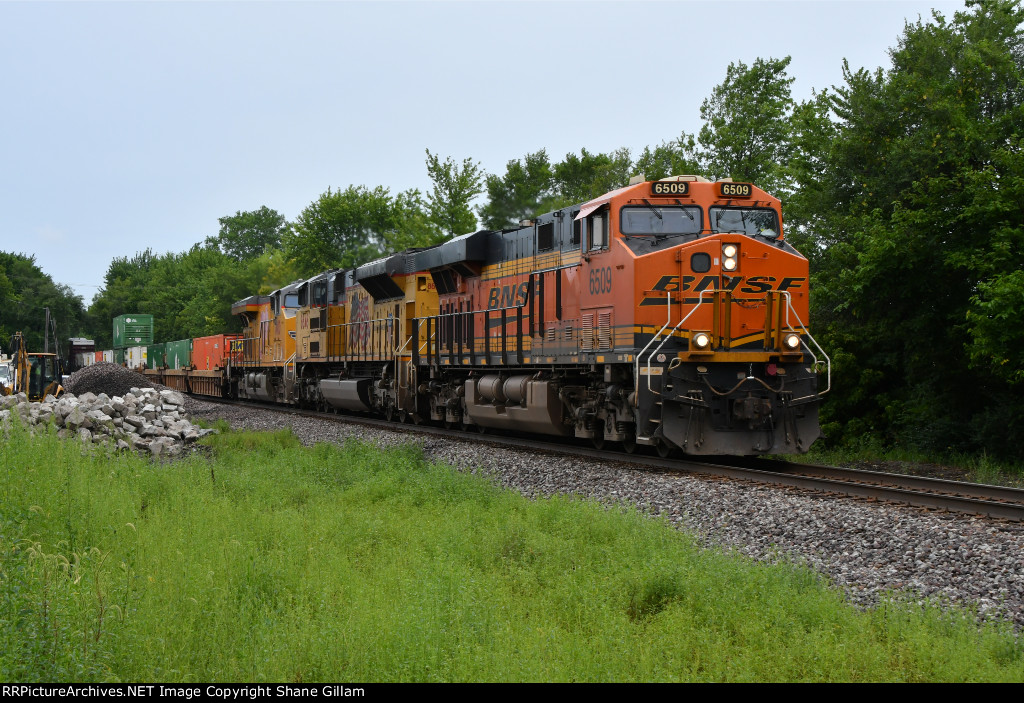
left=114, top=347, right=126, bottom=365
left=113, top=314, right=154, bottom=348
left=165, top=339, right=193, bottom=370
left=147, top=343, right=166, bottom=369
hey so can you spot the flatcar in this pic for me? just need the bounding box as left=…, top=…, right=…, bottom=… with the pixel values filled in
left=142, top=175, right=829, bottom=456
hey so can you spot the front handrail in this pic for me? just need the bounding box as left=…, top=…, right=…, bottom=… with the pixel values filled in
left=779, top=291, right=831, bottom=396
left=644, top=289, right=718, bottom=393
left=633, top=289, right=831, bottom=409
left=634, top=292, right=673, bottom=406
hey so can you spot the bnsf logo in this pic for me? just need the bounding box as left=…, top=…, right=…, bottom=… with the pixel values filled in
left=487, top=282, right=531, bottom=309
left=650, top=274, right=805, bottom=294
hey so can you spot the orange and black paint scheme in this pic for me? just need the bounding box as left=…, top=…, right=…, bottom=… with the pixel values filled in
left=163, top=175, right=827, bottom=456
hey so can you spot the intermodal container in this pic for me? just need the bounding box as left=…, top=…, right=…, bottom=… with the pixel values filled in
left=165, top=339, right=193, bottom=370
left=113, top=314, right=154, bottom=348
left=95, top=350, right=103, bottom=363
left=102, top=350, right=114, bottom=363
left=192, top=334, right=241, bottom=370
left=68, top=338, right=95, bottom=371
left=127, top=346, right=147, bottom=369
left=147, top=343, right=166, bottom=369
left=114, top=348, right=125, bottom=366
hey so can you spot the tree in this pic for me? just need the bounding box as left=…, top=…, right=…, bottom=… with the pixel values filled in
left=206, top=206, right=288, bottom=262
left=809, top=0, right=1024, bottom=457
left=632, top=134, right=702, bottom=182
left=87, top=250, right=158, bottom=346
left=0, top=252, right=86, bottom=353
left=697, top=56, right=797, bottom=194
left=553, top=147, right=633, bottom=204
left=782, top=90, right=840, bottom=256
left=285, top=185, right=419, bottom=278
left=477, top=150, right=556, bottom=229
left=424, top=149, right=483, bottom=237
left=384, top=188, right=445, bottom=252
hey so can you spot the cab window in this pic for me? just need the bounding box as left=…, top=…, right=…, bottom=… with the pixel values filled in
left=588, top=210, right=608, bottom=251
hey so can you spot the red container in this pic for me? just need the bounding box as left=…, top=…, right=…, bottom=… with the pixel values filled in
left=94, top=350, right=103, bottom=363
left=191, top=334, right=241, bottom=370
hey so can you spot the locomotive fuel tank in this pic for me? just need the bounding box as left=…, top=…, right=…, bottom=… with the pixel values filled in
left=464, top=375, right=570, bottom=436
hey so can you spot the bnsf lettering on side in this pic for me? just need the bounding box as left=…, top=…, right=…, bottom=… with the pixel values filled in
left=487, top=282, right=530, bottom=309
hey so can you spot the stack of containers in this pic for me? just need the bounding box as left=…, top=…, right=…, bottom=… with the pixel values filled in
left=113, top=314, right=154, bottom=369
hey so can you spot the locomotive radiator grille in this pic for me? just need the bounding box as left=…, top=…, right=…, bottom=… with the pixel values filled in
left=598, top=312, right=612, bottom=350
left=580, top=314, right=594, bottom=351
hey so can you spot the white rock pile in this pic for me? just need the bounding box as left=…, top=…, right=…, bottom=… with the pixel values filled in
left=0, top=387, right=216, bottom=457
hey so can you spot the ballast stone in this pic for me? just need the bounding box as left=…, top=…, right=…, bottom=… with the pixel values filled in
left=0, top=387, right=217, bottom=457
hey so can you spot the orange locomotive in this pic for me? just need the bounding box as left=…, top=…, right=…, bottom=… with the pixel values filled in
left=225, top=174, right=828, bottom=456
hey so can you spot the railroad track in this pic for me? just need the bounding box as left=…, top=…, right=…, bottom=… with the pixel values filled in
left=193, top=395, right=1024, bottom=522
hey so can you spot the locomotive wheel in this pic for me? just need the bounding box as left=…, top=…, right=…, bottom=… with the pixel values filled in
left=655, top=438, right=675, bottom=459
left=591, top=421, right=606, bottom=450
left=399, top=409, right=409, bottom=424
left=621, top=435, right=637, bottom=454
left=385, top=404, right=395, bottom=422
left=412, top=413, right=424, bottom=425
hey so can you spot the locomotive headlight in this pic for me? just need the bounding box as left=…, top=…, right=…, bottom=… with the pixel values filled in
left=692, top=332, right=711, bottom=350
left=722, top=244, right=739, bottom=271
left=783, top=333, right=802, bottom=351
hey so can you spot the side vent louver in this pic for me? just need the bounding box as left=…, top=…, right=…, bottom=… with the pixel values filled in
left=598, top=312, right=612, bottom=350
left=580, top=315, right=594, bottom=352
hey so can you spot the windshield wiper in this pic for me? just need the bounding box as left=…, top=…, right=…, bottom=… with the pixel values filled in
left=620, top=200, right=665, bottom=240
left=641, top=199, right=663, bottom=219
left=673, top=200, right=695, bottom=222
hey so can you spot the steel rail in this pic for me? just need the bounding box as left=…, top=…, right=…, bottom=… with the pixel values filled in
left=192, top=396, right=1024, bottom=522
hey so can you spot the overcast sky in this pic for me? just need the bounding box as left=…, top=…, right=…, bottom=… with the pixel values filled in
left=1, top=0, right=965, bottom=303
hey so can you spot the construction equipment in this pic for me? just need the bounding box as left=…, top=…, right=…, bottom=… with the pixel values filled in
left=0, top=308, right=66, bottom=400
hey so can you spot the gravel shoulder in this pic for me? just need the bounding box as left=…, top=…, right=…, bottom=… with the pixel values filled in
left=188, top=398, right=1024, bottom=631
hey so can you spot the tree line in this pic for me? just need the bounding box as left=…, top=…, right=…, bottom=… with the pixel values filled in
left=7, top=0, right=1022, bottom=460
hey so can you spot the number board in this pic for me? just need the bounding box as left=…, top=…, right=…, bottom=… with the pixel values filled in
left=651, top=181, right=689, bottom=196
left=717, top=182, right=753, bottom=198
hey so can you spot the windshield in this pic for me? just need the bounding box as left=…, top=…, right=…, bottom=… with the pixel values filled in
left=709, top=207, right=780, bottom=238
left=620, top=205, right=702, bottom=237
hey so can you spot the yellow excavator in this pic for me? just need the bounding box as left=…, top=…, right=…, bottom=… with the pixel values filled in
left=0, top=311, right=65, bottom=401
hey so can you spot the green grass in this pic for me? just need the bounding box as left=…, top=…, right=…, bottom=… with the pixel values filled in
left=800, top=439, right=1024, bottom=488
left=1, top=420, right=1022, bottom=682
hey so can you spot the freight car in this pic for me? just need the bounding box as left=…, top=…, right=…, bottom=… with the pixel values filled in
left=140, top=175, right=829, bottom=456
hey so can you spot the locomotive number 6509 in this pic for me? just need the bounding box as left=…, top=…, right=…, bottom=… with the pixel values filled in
left=589, top=266, right=612, bottom=295
left=651, top=181, right=689, bottom=196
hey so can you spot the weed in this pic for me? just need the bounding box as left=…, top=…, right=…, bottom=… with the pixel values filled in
left=0, top=426, right=1021, bottom=682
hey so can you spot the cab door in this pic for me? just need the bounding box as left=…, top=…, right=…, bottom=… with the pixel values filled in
left=579, top=206, right=616, bottom=353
